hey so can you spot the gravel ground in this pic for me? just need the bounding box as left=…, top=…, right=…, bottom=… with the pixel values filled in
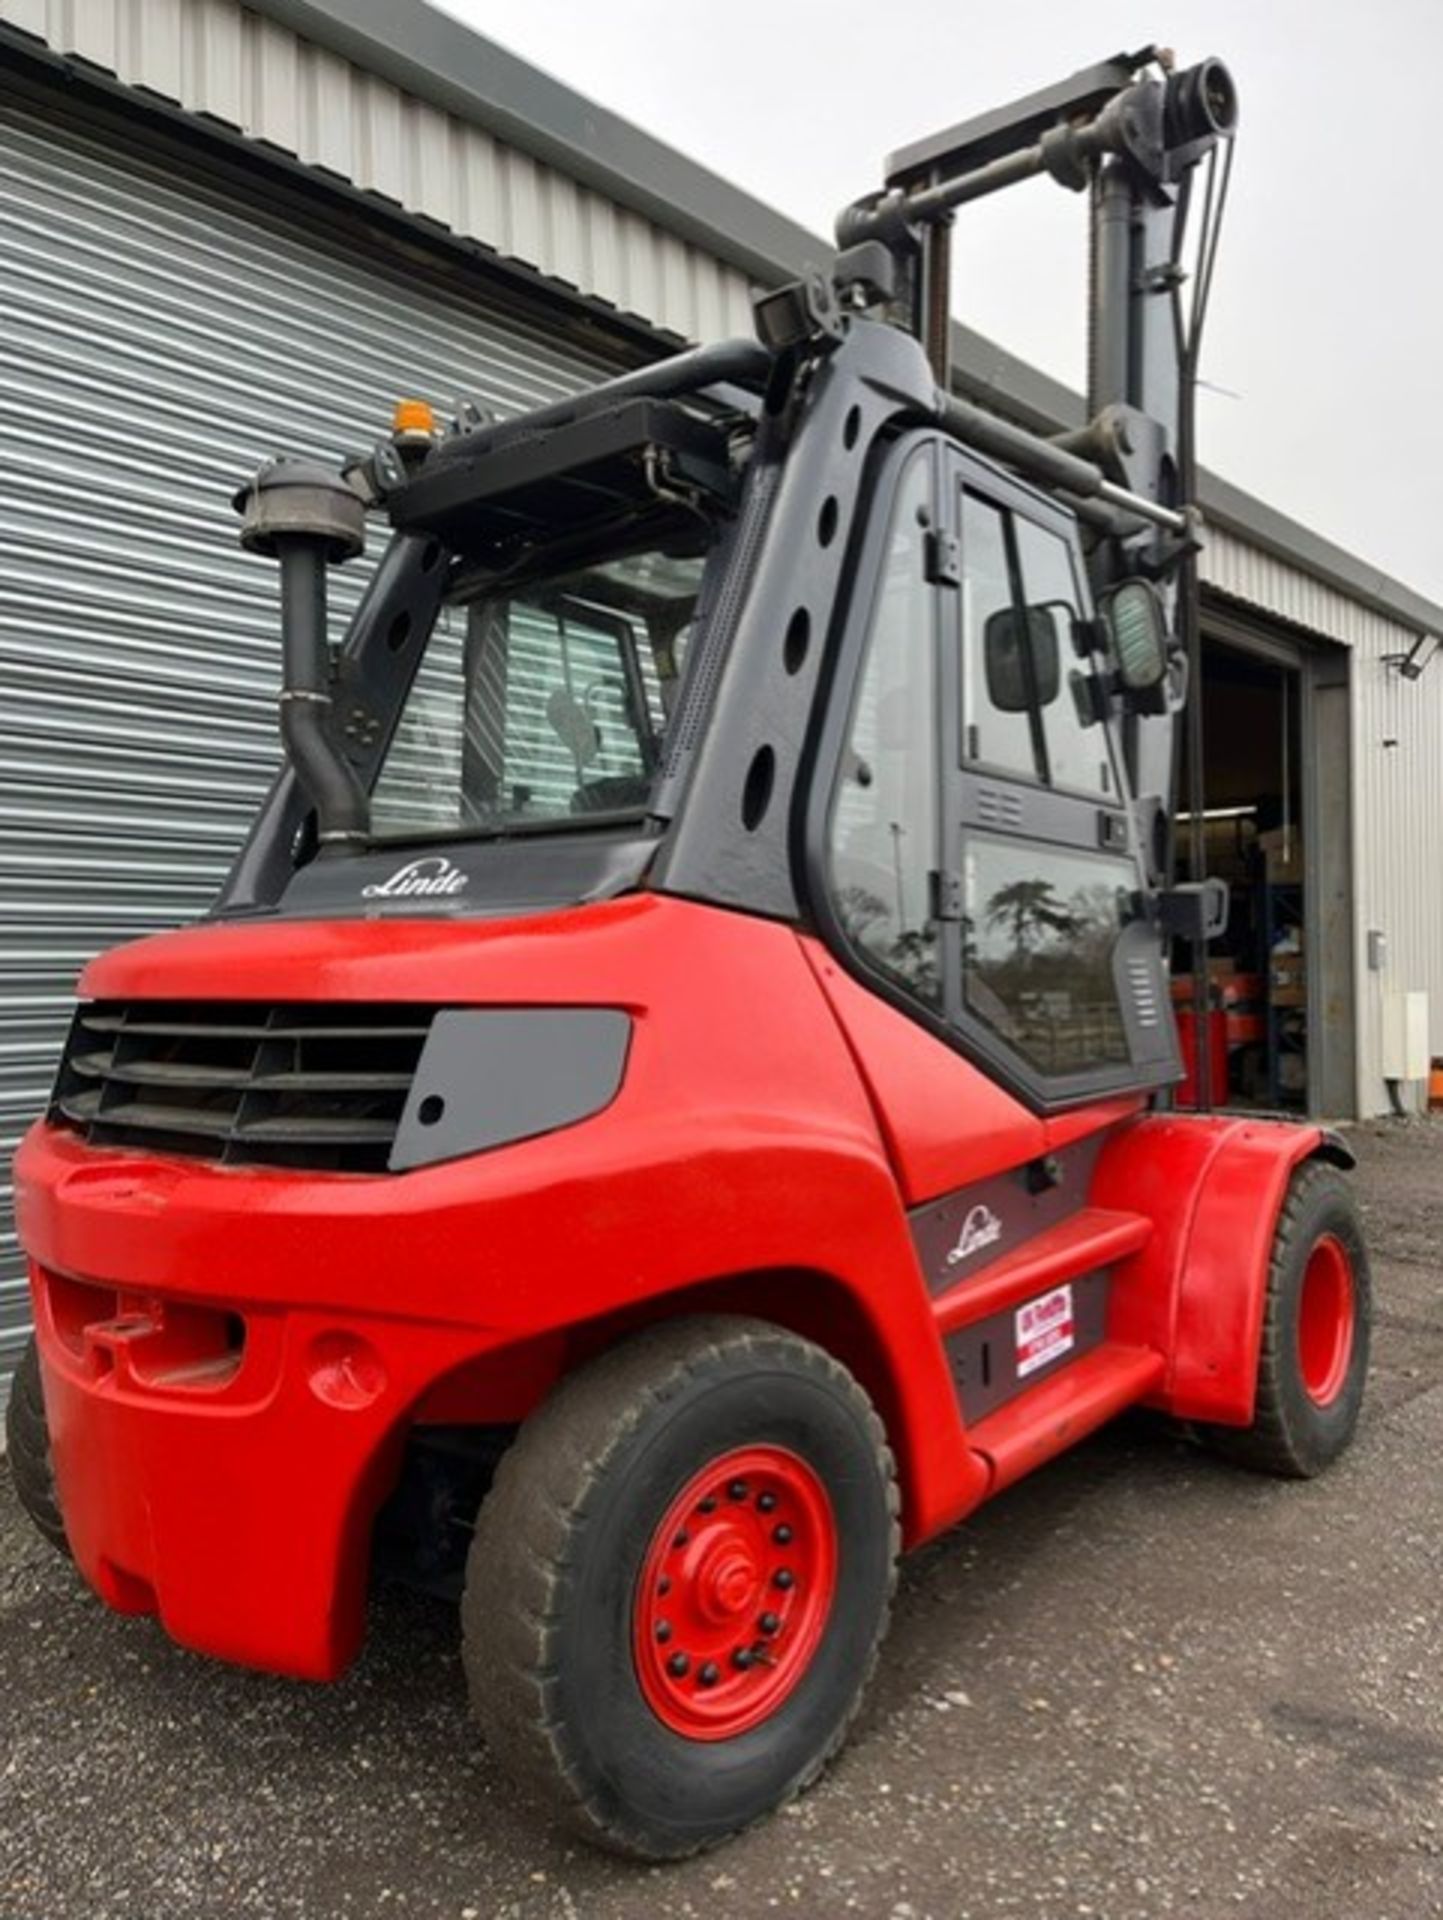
left=2, top=1120, right=1440, bottom=1920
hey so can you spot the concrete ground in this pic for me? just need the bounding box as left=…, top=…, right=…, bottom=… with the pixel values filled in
left=2, top=1121, right=1440, bottom=1920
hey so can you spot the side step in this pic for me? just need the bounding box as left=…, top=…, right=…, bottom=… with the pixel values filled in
left=968, top=1341, right=1166, bottom=1494
left=929, top=1207, right=1161, bottom=1498
left=931, top=1206, right=1152, bottom=1336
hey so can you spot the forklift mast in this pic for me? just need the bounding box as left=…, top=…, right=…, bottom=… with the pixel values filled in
left=833, top=46, right=1237, bottom=847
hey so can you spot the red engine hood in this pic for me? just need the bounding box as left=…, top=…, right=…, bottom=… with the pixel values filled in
left=80, top=896, right=664, bottom=1007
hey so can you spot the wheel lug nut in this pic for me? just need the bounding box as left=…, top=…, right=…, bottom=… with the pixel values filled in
left=667, top=1652, right=690, bottom=1677
left=728, top=1480, right=748, bottom=1501
left=758, top=1611, right=780, bottom=1635
left=773, top=1524, right=793, bottom=1545
left=672, top=1529, right=690, bottom=1549
left=697, top=1497, right=717, bottom=1514
left=698, top=1661, right=720, bottom=1687
left=655, top=1620, right=672, bottom=1643
left=757, top=1492, right=777, bottom=1513
left=657, top=1576, right=671, bottom=1596
left=732, top=1648, right=755, bottom=1670
left=773, top=1568, right=795, bottom=1590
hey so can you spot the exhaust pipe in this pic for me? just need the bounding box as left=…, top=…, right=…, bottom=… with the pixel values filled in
left=233, top=459, right=370, bottom=846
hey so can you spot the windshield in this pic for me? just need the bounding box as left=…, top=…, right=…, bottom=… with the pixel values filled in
left=369, top=541, right=707, bottom=840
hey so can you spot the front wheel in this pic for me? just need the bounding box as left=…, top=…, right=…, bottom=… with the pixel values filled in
left=1204, top=1160, right=1371, bottom=1478
left=462, top=1316, right=899, bottom=1859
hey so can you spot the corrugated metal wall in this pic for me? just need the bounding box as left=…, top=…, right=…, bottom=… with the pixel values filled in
left=0, top=94, right=625, bottom=1398
left=1203, top=523, right=1443, bottom=1115
left=0, top=0, right=758, bottom=345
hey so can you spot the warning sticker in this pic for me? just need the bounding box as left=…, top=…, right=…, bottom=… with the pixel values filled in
left=1015, top=1284, right=1076, bottom=1378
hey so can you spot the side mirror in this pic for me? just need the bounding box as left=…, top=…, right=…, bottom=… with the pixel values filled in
left=1099, top=578, right=1170, bottom=691
left=983, top=606, right=1061, bottom=712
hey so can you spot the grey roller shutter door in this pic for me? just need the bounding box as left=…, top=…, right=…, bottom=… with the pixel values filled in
left=0, top=95, right=626, bottom=1403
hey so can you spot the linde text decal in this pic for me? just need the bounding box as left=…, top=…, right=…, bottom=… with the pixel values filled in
left=361, top=856, right=468, bottom=899
left=945, top=1203, right=1003, bottom=1268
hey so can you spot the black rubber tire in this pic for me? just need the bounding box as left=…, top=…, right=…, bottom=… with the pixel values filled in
left=5, top=1337, right=71, bottom=1556
left=462, top=1315, right=899, bottom=1860
left=1203, top=1160, right=1371, bottom=1479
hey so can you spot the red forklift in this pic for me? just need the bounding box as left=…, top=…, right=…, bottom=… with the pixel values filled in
left=9, top=49, right=1369, bottom=1859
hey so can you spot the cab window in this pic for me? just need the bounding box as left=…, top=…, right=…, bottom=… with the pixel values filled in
left=827, top=451, right=941, bottom=1008
left=1011, top=516, right=1114, bottom=798
left=962, top=836, right=1135, bottom=1072
left=962, top=494, right=1114, bottom=799
left=961, top=493, right=1037, bottom=782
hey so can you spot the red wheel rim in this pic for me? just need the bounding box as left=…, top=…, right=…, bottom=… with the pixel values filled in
left=1298, top=1232, right=1356, bottom=1407
left=632, top=1445, right=837, bottom=1741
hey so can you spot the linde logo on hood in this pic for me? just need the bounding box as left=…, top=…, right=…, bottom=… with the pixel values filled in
left=945, top=1204, right=1003, bottom=1268
left=361, top=855, right=468, bottom=900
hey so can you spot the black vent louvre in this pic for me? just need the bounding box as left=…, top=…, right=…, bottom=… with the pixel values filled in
left=50, top=1002, right=435, bottom=1172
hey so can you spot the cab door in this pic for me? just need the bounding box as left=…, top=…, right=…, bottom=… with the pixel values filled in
left=940, top=452, right=1179, bottom=1109
left=807, top=432, right=1050, bottom=1202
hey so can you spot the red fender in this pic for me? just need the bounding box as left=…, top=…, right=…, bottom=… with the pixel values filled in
left=1093, top=1112, right=1336, bottom=1424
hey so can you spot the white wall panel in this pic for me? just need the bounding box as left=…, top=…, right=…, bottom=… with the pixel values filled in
left=1350, top=639, right=1443, bottom=1114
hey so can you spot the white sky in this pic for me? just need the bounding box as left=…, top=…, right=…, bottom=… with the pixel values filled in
left=435, top=0, right=1443, bottom=606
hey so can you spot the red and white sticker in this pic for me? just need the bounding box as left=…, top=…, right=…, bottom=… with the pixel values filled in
left=1015, top=1284, right=1075, bottom=1377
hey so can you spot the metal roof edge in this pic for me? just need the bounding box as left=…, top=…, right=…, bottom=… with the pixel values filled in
left=235, top=0, right=1443, bottom=644
left=1197, top=469, right=1443, bottom=641
left=246, top=0, right=827, bottom=285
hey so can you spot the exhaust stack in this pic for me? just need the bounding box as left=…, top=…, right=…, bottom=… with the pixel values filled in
left=234, top=459, right=369, bottom=846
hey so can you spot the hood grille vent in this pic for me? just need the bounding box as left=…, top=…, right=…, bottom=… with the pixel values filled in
left=50, top=1002, right=434, bottom=1173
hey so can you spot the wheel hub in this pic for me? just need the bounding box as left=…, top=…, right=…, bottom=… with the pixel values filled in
left=1298, top=1231, right=1356, bottom=1407
left=633, top=1444, right=837, bottom=1740
left=694, top=1537, right=758, bottom=1623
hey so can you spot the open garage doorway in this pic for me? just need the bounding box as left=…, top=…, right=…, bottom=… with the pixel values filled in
left=1172, top=611, right=1356, bottom=1118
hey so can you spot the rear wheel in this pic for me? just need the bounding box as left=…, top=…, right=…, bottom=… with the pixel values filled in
left=462, top=1316, right=899, bottom=1859
left=1204, top=1160, right=1370, bottom=1478
left=5, top=1337, right=70, bottom=1556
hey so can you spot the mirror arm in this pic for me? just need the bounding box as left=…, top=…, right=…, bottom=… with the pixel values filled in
left=1155, top=877, right=1230, bottom=943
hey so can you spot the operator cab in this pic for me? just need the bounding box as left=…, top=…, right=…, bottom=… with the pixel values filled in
left=225, top=366, right=1176, bottom=1126
left=220, top=310, right=1182, bottom=1117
